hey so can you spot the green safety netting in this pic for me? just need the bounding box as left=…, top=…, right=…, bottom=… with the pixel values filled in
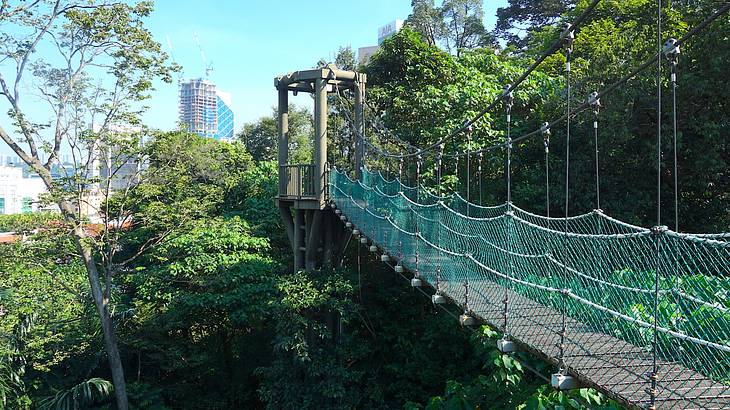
left=331, top=166, right=730, bottom=409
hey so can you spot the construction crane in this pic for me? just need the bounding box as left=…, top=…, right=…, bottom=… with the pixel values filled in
left=165, top=35, right=184, bottom=83
left=193, top=32, right=213, bottom=78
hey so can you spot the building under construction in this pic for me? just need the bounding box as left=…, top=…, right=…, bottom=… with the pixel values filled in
left=179, top=78, right=234, bottom=140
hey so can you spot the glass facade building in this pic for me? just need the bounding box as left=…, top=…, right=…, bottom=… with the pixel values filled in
left=179, top=78, right=234, bottom=140
left=215, top=91, right=234, bottom=140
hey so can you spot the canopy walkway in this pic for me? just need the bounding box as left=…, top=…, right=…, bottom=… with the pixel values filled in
left=330, top=168, right=729, bottom=409
left=274, top=1, right=730, bottom=408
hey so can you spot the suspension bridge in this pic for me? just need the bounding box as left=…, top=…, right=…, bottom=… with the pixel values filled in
left=275, top=1, right=730, bottom=408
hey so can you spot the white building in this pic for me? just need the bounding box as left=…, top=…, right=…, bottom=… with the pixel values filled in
left=358, top=20, right=404, bottom=65
left=0, top=166, right=48, bottom=214
left=378, top=20, right=404, bottom=45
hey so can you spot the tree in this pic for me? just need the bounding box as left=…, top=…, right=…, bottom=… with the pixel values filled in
left=440, top=0, right=495, bottom=56
left=405, top=0, right=445, bottom=47
left=494, top=0, right=575, bottom=47
left=0, top=2, right=174, bottom=408
left=238, top=105, right=313, bottom=163
left=335, top=46, right=356, bottom=71
left=0, top=215, right=94, bottom=410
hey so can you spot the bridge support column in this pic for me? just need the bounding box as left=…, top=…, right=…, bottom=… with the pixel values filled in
left=305, top=210, right=323, bottom=270
left=354, top=75, right=365, bottom=180
left=277, top=86, right=289, bottom=195
left=275, top=66, right=365, bottom=272
left=314, top=77, right=328, bottom=205
left=294, top=209, right=305, bottom=271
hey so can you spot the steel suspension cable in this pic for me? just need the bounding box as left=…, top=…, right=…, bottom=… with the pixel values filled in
left=650, top=0, right=663, bottom=408
left=503, top=85, right=515, bottom=340
left=466, top=124, right=472, bottom=214
left=478, top=152, right=483, bottom=205
left=668, top=42, right=679, bottom=233
left=543, top=123, right=551, bottom=217
left=588, top=92, right=601, bottom=210
left=435, top=146, right=443, bottom=297
left=559, top=25, right=575, bottom=376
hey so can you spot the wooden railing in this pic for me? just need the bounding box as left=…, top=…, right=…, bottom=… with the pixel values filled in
left=279, top=164, right=319, bottom=199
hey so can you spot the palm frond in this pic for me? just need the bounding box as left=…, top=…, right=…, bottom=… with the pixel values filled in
left=38, top=378, right=113, bottom=410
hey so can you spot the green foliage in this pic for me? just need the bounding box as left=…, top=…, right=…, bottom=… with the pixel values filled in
left=409, top=325, right=623, bottom=409
left=257, top=269, right=358, bottom=409
left=37, top=378, right=112, bottom=410
left=238, top=105, right=313, bottom=163
left=405, top=0, right=445, bottom=47
left=6, top=2, right=729, bottom=408
left=495, top=0, right=575, bottom=47
left=124, top=216, right=277, bottom=409
left=0, top=213, right=61, bottom=233
left=368, top=0, right=729, bottom=231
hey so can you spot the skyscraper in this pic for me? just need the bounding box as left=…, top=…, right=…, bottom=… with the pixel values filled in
left=358, top=20, right=404, bottom=65
left=216, top=90, right=234, bottom=140
left=179, top=78, right=234, bottom=140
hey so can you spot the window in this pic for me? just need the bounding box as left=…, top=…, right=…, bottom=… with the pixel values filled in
left=0, top=198, right=4, bottom=214
left=21, top=197, right=32, bottom=214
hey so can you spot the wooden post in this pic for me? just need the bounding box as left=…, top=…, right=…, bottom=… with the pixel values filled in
left=354, top=75, right=365, bottom=180
left=314, top=77, right=328, bottom=206
left=277, top=86, right=289, bottom=196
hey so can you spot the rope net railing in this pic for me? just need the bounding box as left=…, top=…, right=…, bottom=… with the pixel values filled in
left=331, top=167, right=730, bottom=409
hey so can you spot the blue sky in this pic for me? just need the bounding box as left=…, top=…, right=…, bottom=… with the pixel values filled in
left=0, top=0, right=508, bottom=158
left=143, top=0, right=508, bottom=131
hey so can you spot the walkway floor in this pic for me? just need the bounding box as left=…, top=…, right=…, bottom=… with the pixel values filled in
left=438, top=278, right=730, bottom=409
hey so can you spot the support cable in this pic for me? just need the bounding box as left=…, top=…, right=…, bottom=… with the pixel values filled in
left=558, top=24, right=575, bottom=376
left=650, top=1, right=663, bottom=408
left=435, top=145, right=444, bottom=299
left=466, top=122, right=473, bottom=215
left=414, top=155, right=422, bottom=284
left=478, top=152, right=483, bottom=205
left=588, top=92, right=602, bottom=211
left=663, top=38, right=680, bottom=233
left=455, top=155, right=460, bottom=196
left=542, top=123, right=551, bottom=218
left=398, top=157, right=404, bottom=184
left=665, top=36, right=683, bottom=407
left=503, top=84, right=515, bottom=339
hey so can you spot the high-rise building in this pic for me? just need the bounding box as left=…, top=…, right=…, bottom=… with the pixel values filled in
left=179, top=78, right=234, bottom=140
left=378, top=20, right=404, bottom=45
left=358, top=20, right=404, bottom=65
left=216, top=90, right=234, bottom=140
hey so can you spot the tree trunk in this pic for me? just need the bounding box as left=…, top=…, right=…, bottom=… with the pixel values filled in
left=73, top=226, right=129, bottom=410
left=0, top=126, right=131, bottom=409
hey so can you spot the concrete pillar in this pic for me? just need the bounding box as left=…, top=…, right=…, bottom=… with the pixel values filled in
left=314, top=77, right=328, bottom=205
left=277, top=87, right=289, bottom=196
left=354, top=77, right=365, bottom=180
